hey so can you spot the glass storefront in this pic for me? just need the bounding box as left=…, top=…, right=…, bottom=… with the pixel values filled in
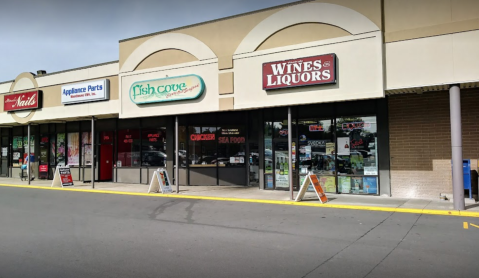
left=263, top=102, right=380, bottom=195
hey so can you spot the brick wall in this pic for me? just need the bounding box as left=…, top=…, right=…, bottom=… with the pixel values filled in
left=388, top=89, right=479, bottom=199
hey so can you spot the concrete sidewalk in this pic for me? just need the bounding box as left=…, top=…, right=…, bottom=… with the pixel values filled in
left=1, top=177, right=478, bottom=213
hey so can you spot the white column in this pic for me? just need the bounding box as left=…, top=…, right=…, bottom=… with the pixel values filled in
left=450, top=84, right=465, bottom=210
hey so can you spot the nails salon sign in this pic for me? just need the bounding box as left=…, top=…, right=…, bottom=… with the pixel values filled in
left=263, top=54, right=336, bottom=90
left=129, top=74, right=205, bottom=104
left=4, top=91, right=41, bottom=112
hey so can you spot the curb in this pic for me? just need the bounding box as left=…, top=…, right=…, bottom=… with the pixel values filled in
left=1, top=183, right=478, bottom=218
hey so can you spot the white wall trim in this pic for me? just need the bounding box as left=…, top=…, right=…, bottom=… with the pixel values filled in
left=120, top=33, right=218, bottom=73
left=234, top=2, right=379, bottom=55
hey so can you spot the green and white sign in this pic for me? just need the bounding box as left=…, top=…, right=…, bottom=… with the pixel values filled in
left=129, top=74, right=205, bottom=104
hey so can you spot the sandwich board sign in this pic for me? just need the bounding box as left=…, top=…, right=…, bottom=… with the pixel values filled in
left=51, top=165, right=74, bottom=187
left=295, top=172, right=328, bottom=203
left=148, top=168, right=173, bottom=194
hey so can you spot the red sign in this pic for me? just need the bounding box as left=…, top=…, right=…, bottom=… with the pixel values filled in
left=218, top=137, right=245, bottom=144
left=39, top=165, right=48, bottom=173
left=263, top=54, right=336, bottom=90
left=309, top=125, right=324, bottom=132
left=342, top=122, right=371, bottom=131
left=4, top=91, right=40, bottom=112
left=190, top=134, right=215, bottom=141
left=59, top=167, right=73, bottom=186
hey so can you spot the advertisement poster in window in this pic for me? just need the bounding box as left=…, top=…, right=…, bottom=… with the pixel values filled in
left=325, top=143, right=335, bottom=155
left=50, top=135, right=56, bottom=166
left=82, top=132, right=92, bottom=165
left=338, top=176, right=351, bottom=193
left=363, top=177, right=378, bottom=194
left=23, top=136, right=34, bottom=153
left=57, top=133, right=66, bottom=166
left=351, top=155, right=363, bottom=174
left=337, top=137, right=350, bottom=155
left=67, top=133, right=79, bottom=165
left=319, top=176, right=336, bottom=193
left=352, top=177, right=363, bottom=193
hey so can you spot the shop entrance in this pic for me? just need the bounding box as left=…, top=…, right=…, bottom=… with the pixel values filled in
left=99, top=132, right=114, bottom=181
left=0, top=137, right=8, bottom=177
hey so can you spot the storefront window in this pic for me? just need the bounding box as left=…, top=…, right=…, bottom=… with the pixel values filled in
left=217, top=126, right=245, bottom=167
left=264, top=121, right=273, bottom=173
left=336, top=116, right=378, bottom=194
left=82, top=132, right=92, bottom=166
left=50, top=135, right=56, bottom=166
left=189, top=126, right=217, bottom=167
left=67, top=133, right=79, bottom=165
left=117, top=129, right=140, bottom=167
left=179, top=126, right=187, bottom=167
left=23, top=136, right=35, bottom=164
left=57, top=133, right=66, bottom=166
left=12, top=136, right=22, bottom=166
left=141, top=128, right=166, bottom=167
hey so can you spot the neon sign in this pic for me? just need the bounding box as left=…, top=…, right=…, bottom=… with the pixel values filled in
left=218, top=137, right=245, bottom=144
left=342, top=122, right=371, bottom=131
left=190, top=134, right=215, bottom=141
left=147, top=133, right=160, bottom=142
left=309, top=124, right=324, bottom=132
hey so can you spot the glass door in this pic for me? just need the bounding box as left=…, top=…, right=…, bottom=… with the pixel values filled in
left=0, top=137, right=8, bottom=177
left=297, top=118, right=336, bottom=193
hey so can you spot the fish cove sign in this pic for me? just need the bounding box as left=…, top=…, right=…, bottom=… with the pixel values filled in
left=262, top=54, right=336, bottom=90
left=4, top=91, right=41, bottom=112
left=129, top=74, right=205, bottom=104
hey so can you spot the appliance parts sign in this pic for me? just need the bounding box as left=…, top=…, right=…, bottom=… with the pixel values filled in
left=61, top=79, right=109, bottom=104
left=129, top=74, right=205, bottom=104
left=263, top=54, right=336, bottom=90
left=4, top=91, right=40, bottom=112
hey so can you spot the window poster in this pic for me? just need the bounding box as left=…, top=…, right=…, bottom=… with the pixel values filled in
left=325, top=143, right=335, bottom=156
left=338, top=176, right=351, bottom=193
left=82, top=132, right=92, bottom=165
left=319, top=176, right=336, bottom=193
left=57, top=133, right=66, bottom=166
left=351, top=154, right=364, bottom=174
left=67, top=133, right=79, bottom=165
left=50, top=135, right=56, bottom=166
left=23, top=136, right=35, bottom=162
left=363, top=177, right=378, bottom=194
left=337, top=137, right=350, bottom=155
left=352, top=177, right=363, bottom=193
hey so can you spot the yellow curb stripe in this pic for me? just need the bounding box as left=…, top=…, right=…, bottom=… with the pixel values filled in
left=1, top=183, right=479, bottom=218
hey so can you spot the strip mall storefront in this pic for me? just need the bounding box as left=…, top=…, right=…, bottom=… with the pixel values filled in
left=2, top=1, right=479, bottom=201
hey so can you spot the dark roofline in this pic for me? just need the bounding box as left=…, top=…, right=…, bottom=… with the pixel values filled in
left=119, top=0, right=312, bottom=43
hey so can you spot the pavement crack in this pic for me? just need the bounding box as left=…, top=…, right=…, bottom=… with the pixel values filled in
left=301, top=212, right=396, bottom=278
left=362, top=214, right=422, bottom=278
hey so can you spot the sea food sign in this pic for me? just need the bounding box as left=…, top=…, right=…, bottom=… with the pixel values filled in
left=129, top=74, right=205, bottom=104
left=263, top=54, right=336, bottom=90
left=4, top=91, right=41, bottom=112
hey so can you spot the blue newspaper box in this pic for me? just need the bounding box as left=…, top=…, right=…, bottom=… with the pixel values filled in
left=453, top=160, right=472, bottom=199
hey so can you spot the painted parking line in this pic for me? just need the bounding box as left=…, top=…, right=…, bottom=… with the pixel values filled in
left=1, top=183, right=479, bottom=218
